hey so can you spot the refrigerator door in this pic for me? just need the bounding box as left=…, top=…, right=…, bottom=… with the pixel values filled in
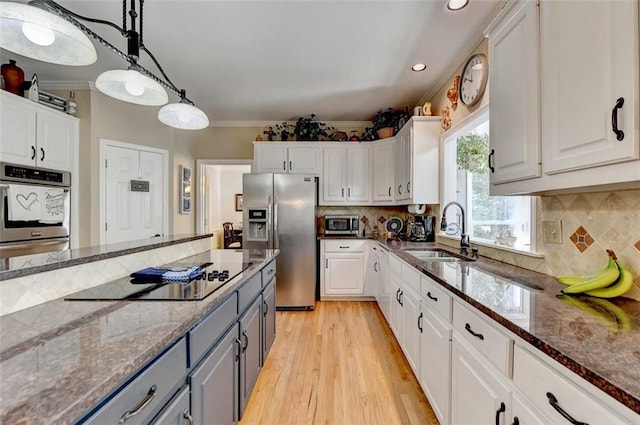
left=242, top=173, right=274, bottom=250
left=274, top=174, right=317, bottom=308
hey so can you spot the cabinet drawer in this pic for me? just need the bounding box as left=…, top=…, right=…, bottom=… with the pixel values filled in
left=261, top=259, right=276, bottom=285
left=402, top=263, right=421, bottom=293
left=189, top=293, right=238, bottom=365
left=389, top=254, right=402, bottom=276
left=421, top=276, right=452, bottom=322
left=83, top=338, right=187, bottom=425
left=238, top=273, right=262, bottom=313
left=452, top=301, right=512, bottom=376
left=513, top=345, right=634, bottom=425
left=149, top=385, right=190, bottom=425
left=323, top=239, right=366, bottom=252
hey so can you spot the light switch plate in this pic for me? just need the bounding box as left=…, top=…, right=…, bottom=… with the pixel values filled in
left=542, top=220, right=562, bottom=244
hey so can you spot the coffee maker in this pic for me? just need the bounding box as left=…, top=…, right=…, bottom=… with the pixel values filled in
left=408, top=215, right=435, bottom=242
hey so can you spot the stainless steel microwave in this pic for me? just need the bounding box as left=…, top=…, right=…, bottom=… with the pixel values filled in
left=324, top=215, right=359, bottom=236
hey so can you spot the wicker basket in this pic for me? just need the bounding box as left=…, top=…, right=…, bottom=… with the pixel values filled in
left=376, top=127, right=395, bottom=139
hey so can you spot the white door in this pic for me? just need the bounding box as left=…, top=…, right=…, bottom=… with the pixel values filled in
left=321, top=148, right=346, bottom=203
left=372, top=141, right=394, bottom=201
left=104, top=144, right=165, bottom=244
left=288, top=147, right=320, bottom=174
left=346, top=146, right=370, bottom=202
left=401, top=285, right=420, bottom=374
left=0, top=92, right=37, bottom=166
left=36, top=108, right=76, bottom=172
left=323, top=253, right=365, bottom=296
left=254, top=146, right=287, bottom=173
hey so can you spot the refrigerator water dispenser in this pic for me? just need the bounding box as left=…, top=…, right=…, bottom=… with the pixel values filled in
left=247, top=208, right=268, bottom=241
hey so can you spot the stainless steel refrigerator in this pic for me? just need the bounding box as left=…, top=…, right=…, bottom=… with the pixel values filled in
left=242, top=173, right=317, bottom=309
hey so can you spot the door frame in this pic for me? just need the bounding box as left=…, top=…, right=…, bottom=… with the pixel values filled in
left=99, top=139, right=169, bottom=244
left=196, top=159, right=253, bottom=234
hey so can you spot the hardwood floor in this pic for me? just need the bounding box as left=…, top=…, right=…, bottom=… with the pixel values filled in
left=240, top=301, right=439, bottom=425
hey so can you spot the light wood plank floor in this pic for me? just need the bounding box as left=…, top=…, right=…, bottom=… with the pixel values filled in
left=239, top=301, right=439, bottom=425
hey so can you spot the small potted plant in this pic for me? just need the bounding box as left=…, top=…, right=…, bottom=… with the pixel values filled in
left=371, top=108, right=400, bottom=139
left=274, top=121, right=294, bottom=141
left=294, top=114, right=335, bottom=141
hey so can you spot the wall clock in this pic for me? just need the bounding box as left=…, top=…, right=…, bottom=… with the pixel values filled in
left=459, top=53, right=488, bottom=107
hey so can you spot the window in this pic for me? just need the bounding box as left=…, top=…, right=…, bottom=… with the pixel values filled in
left=442, top=108, right=533, bottom=251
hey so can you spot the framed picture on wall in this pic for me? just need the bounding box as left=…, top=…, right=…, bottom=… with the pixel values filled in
left=235, top=194, right=243, bottom=211
left=180, top=165, right=192, bottom=214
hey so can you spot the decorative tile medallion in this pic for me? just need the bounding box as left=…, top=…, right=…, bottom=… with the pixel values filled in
left=378, top=215, right=386, bottom=223
left=569, top=226, right=594, bottom=253
left=360, top=216, right=369, bottom=225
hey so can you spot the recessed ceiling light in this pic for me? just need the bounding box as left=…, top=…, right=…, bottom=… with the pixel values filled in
left=446, top=0, right=469, bottom=12
left=412, top=63, right=427, bottom=72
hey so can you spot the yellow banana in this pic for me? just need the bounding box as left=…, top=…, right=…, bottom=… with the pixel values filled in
left=585, top=260, right=634, bottom=299
left=561, top=255, right=620, bottom=294
left=556, top=250, right=615, bottom=286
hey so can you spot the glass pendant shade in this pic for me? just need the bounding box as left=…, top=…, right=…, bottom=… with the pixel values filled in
left=158, top=102, right=209, bottom=130
left=95, top=69, right=168, bottom=106
left=0, top=2, right=97, bottom=66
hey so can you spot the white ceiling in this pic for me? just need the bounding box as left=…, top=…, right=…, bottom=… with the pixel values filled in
left=1, top=0, right=504, bottom=123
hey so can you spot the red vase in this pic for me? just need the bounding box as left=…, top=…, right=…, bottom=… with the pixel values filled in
left=1, top=60, right=24, bottom=95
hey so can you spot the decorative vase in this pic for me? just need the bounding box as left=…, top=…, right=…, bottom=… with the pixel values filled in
left=1, top=60, right=24, bottom=95
left=377, top=127, right=394, bottom=139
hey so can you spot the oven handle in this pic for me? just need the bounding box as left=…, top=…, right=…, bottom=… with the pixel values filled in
left=0, top=184, right=70, bottom=192
left=0, top=239, right=69, bottom=251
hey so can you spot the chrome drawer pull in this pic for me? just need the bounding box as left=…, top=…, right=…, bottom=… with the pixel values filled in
left=465, top=323, right=484, bottom=340
left=119, top=385, right=157, bottom=423
left=546, top=392, right=589, bottom=425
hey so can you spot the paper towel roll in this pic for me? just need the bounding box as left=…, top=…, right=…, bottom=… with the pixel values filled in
left=407, top=204, right=426, bottom=214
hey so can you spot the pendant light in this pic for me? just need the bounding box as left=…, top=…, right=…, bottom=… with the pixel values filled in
left=0, top=2, right=97, bottom=66
left=158, top=90, right=209, bottom=130
left=96, top=65, right=168, bottom=106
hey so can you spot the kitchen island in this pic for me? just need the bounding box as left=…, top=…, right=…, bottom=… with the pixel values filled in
left=0, top=241, right=279, bottom=424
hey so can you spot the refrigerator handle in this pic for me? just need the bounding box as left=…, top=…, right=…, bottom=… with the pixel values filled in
left=267, top=195, right=273, bottom=249
left=273, top=196, right=279, bottom=249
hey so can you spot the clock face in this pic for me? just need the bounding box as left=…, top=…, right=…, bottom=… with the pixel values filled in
left=459, top=54, right=488, bottom=107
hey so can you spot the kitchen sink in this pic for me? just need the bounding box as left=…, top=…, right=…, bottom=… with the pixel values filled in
left=403, top=249, right=472, bottom=262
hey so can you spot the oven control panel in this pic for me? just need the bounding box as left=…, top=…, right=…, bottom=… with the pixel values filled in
left=1, top=163, right=70, bottom=186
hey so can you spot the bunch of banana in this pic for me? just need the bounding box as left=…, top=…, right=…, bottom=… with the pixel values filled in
left=557, top=250, right=634, bottom=298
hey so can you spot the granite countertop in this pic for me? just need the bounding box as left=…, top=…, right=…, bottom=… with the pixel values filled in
left=370, top=238, right=640, bottom=415
left=0, top=234, right=213, bottom=281
left=0, top=248, right=279, bottom=425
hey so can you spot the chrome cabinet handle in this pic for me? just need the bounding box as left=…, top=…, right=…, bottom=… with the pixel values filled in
left=465, top=323, right=484, bottom=340
left=40, top=147, right=45, bottom=161
left=242, top=330, right=249, bottom=352
left=611, top=97, right=625, bottom=141
left=119, top=385, right=157, bottom=423
left=495, top=402, right=506, bottom=425
left=546, top=392, right=588, bottom=425
left=31, top=145, right=36, bottom=160
left=182, top=409, right=193, bottom=425
left=426, top=291, right=438, bottom=302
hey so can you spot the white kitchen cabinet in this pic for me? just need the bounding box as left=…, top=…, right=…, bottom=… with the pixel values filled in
left=375, top=244, right=391, bottom=321
left=510, top=392, right=552, bottom=425
left=451, top=333, right=512, bottom=425
left=253, top=143, right=321, bottom=174
left=393, top=117, right=440, bottom=204
left=540, top=0, right=639, bottom=175
left=486, top=0, right=541, bottom=184
left=371, top=139, right=395, bottom=202
left=0, top=90, right=77, bottom=172
left=401, top=283, right=421, bottom=375
left=321, top=146, right=370, bottom=205
left=320, top=239, right=366, bottom=297
left=387, top=254, right=403, bottom=341
left=367, top=243, right=381, bottom=300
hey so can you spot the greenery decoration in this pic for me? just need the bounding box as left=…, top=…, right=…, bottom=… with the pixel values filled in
left=362, top=108, right=411, bottom=140
left=274, top=122, right=294, bottom=141
left=293, top=114, right=336, bottom=141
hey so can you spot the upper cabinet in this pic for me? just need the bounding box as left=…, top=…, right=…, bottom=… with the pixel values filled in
left=371, top=139, right=395, bottom=202
left=321, top=145, right=370, bottom=205
left=486, top=0, right=640, bottom=195
left=253, top=143, right=321, bottom=175
left=0, top=91, right=78, bottom=172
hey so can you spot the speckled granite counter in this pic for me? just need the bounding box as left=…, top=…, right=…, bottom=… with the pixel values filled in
left=368, top=238, right=640, bottom=415
left=0, top=248, right=278, bottom=425
left=0, top=234, right=212, bottom=281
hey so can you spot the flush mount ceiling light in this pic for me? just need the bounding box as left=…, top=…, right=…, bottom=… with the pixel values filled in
left=158, top=90, right=209, bottom=130
left=0, top=2, right=96, bottom=65
left=412, top=63, right=427, bottom=72
left=0, top=0, right=208, bottom=129
left=445, top=0, right=470, bottom=12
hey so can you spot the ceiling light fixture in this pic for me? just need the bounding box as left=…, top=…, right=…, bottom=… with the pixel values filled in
left=446, top=0, right=470, bottom=12
left=0, top=0, right=209, bottom=129
left=412, top=63, right=427, bottom=72
left=158, top=90, right=210, bottom=130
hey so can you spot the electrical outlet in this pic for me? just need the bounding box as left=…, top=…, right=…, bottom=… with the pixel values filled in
left=542, top=220, right=563, bottom=244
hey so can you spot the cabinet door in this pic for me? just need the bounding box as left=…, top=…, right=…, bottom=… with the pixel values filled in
left=388, top=271, right=402, bottom=340
left=393, top=135, right=405, bottom=201
left=401, top=285, right=420, bottom=375
left=150, top=386, right=190, bottom=425
left=36, top=107, right=76, bottom=172
left=511, top=392, right=551, bottom=425
left=346, top=146, right=370, bottom=202
left=488, top=0, right=541, bottom=184
left=451, top=334, right=511, bottom=425
left=541, top=0, right=639, bottom=174
left=262, top=278, right=276, bottom=361
left=239, top=297, right=262, bottom=417
left=321, top=148, right=346, bottom=203
left=419, top=306, right=452, bottom=425
left=402, top=129, right=412, bottom=200
left=371, top=141, right=394, bottom=201
left=288, top=147, right=320, bottom=174
left=323, top=252, right=365, bottom=295
left=254, top=146, right=288, bottom=173
left=378, top=248, right=390, bottom=322
left=190, top=324, right=239, bottom=425
left=0, top=92, right=37, bottom=166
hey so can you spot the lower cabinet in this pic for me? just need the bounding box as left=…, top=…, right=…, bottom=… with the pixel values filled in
left=190, top=323, right=240, bottom=425
left=150, top=386, right=191, bottom=425
left=262, top=278, right=276, bottom=361
left=239, top=296, right=263, bottom=417
left=401, top=284, right=420, bottom=374
left=510, top=391, right=551, bottom=425
left=320, top=240, right=366, bottom=297
left=388, top=268, right=402, bottom=341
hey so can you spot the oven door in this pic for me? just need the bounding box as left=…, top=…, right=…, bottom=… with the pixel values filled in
left=0, top=237, right=70, bottom=258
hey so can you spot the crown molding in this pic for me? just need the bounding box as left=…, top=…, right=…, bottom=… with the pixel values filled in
left=39, top=81, right=96, bottom=92
left=210, top=120, right=370, bottom=128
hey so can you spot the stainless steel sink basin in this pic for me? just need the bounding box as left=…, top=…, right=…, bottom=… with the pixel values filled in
left=403, top=249, right=471, bottom=262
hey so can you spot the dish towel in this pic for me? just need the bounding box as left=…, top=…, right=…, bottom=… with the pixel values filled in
left=7, top=184, right=43, bottom=221
left=130, top=266, right=204, bottom=284
left=39, top=187, right=66, bottom=223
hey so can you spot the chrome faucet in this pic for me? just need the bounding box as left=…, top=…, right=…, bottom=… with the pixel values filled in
left=440, top=201, right=470, bottom=256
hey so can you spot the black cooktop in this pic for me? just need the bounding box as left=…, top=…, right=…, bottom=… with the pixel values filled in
left=65, top=261, right=253, bottom=301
